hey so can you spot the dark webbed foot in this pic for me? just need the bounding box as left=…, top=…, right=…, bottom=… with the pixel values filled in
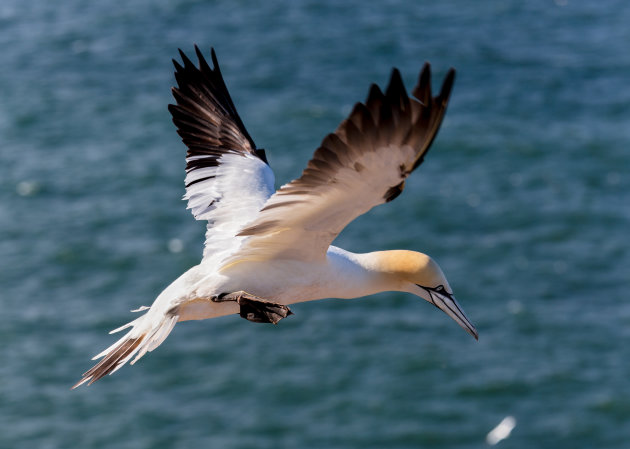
left=237, top=296, right=293, bottom=324
left=213, top=291, right=293, bottom=324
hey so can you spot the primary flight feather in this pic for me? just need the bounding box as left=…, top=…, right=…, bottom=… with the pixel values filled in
left=74, top=46, right=477, bottom=388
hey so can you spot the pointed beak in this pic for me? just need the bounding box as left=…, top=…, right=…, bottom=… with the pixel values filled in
left=421, top=286, right=478, bottom=340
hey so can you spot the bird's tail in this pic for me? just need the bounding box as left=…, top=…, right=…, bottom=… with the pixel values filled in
left=72, top=307, right=179, bottom=388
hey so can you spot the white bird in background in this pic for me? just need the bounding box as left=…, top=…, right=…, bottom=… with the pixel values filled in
left=74, top=46, right=477, bottom=388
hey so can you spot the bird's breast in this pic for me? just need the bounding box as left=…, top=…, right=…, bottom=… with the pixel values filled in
left=217, top=246, right=385, bottom=305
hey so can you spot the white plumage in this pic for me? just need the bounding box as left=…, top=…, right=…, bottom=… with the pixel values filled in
left=73, top=46, right=477, bottom=388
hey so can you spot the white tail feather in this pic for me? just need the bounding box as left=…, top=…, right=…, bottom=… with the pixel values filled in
left=73, top=309, right=179, bottom=388
left=108, top=316, right=143, bottom=335
left=130, top=305, right=150, bottom=313
left=131, top=314, right=178, bottom=365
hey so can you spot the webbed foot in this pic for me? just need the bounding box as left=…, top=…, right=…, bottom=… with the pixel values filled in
left=213, top=291, right=293, bottom=324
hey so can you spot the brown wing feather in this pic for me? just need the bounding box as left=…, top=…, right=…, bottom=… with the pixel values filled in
left=243, top=63, right=454, bottom=222
left=230, top=63, right=455, bottom=263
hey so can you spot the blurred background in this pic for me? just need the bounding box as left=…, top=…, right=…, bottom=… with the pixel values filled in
left=1, top=0, right=628, bottom=447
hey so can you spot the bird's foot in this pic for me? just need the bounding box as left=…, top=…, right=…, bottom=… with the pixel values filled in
left=213, top=291, right=293, bottom=324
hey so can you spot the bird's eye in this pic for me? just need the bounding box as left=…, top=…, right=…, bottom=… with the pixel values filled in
left=435, top=285, right=444, bottom=292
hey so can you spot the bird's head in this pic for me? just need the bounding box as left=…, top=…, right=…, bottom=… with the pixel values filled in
left=371, top=250, right=478, bottom=340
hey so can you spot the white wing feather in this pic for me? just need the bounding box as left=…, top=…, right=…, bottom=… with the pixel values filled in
left=167, top=46, right=276, bottom=261
left=184, top=153, right=274, bottom=260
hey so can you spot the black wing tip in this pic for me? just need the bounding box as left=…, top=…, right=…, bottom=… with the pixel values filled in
left=173, top=45, right=218, bottom=74
left=366, top=83, right=385, bottom=102
left=210, top=47, right=219, bottom=67
left=385, top=68, right=407, bottom=98
left=172, top=57, right=184, bottom=72
left=350, top=101, right=370, bottom=116
left=413, top=62, right=432, bottom=104
left=420, top=62, right=431, bottom=84
left=411, top=62, right=456, bottom=105
left=169, top=45, right=263, bottom=163
left=389, top=67, right=403, bottom=83
left=178, top=48, right=196, bottom=69
left=194, top=45, right=213, bottom=73
left=175, top=45, right=219, bottom=75
left=439, top=67, right=456, bottom=103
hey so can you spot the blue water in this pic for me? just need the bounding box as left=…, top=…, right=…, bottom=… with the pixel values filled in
left=1, top=1, right=629, bottom=447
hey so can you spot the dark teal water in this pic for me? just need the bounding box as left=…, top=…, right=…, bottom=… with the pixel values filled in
left=1, top=1, right=629, bottom=447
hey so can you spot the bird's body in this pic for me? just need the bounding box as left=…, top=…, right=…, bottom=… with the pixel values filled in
left=74, top=46, right=477, bottom=388
left=162, top=247, right=417, bottom=322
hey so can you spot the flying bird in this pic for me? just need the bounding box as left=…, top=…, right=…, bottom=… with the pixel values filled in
left=74, top=46, right=477, bottom=388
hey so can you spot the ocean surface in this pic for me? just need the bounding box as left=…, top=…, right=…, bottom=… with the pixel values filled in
left=1, top=1, right=629, bottom=448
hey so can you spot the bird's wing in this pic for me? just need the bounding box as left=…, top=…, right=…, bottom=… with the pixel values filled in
left=169, top=46, right=275, bottom=260
left=221, top=63, right=455, bottom=267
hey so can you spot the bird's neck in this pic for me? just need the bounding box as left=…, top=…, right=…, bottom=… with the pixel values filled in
left=321, top=247, right=416, bottom=299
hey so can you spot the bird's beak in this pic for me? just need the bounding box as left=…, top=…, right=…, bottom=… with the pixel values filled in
left=419, top=286, right=478, bottom=340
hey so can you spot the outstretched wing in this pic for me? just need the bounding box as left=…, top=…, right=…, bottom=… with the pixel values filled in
left=169, top=46, right=275, bottom=260
left=224, top=64, right=455, bottom=265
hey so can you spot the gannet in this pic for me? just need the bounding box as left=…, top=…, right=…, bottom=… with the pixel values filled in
left=74, top=46, right=477, bottom=388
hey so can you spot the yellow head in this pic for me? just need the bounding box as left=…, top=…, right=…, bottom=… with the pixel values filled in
left=372, top=250, right=451, bottom=290
left=369, top=250, right=478, bottom=339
